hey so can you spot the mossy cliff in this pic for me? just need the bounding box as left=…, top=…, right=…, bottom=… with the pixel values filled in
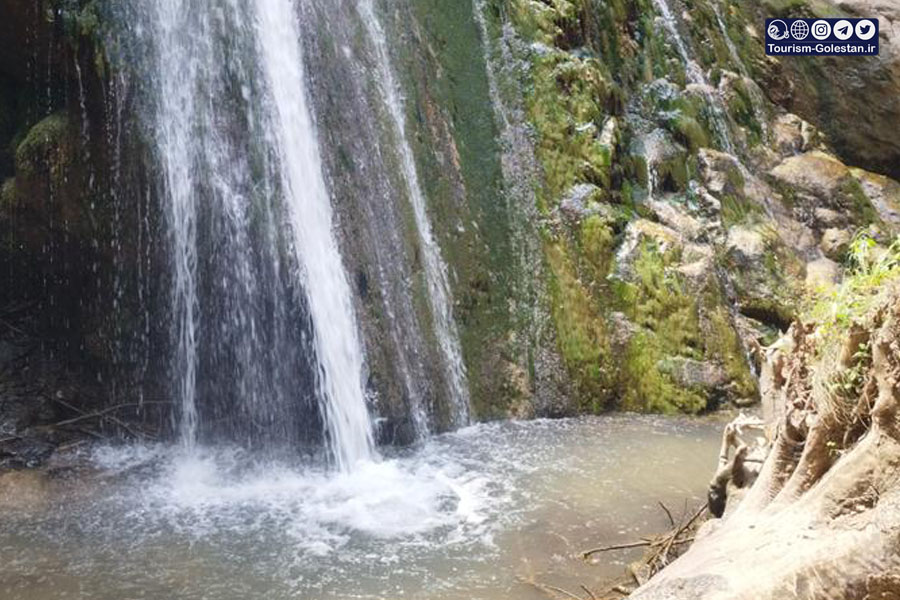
left=470, top=0, right=900, bottom=415
left=0, top=0, right=166, bottom=460
left=2, top=0, right=900, bottom=454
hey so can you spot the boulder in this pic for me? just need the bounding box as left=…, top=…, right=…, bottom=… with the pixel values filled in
left=805, top=257, right=841, bottom=289
left=726, top=226, right=766, bottom=266
left=770, top=112, right=821, bottom=156
left=762, top=0, right=900, bottom=179
left=850, top=167, right=900, bottom=231
left=698, top=149, right=744, bottom=196
left=769, top=151, right=879, bottom=226
left=820, top=228, right=851, bottom=260
left=658, top=357, right=729, bottom=392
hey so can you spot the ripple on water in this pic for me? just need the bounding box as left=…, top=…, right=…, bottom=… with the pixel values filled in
left=0, top=415, right=724, bottom=600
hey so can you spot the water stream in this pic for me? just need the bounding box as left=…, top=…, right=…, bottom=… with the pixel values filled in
left=651, top=0, right=736, bottom=154
left=116, top=0, right=374, bottom=467
left=358, top=0, right=470, bottom=432
left=0, top=415, right=723, bottom=600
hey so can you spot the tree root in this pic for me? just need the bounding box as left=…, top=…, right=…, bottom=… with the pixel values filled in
left=629, top=291, right=900, bottom=599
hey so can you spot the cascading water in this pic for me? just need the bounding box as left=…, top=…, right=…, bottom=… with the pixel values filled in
left=710, top=0, right=769, bottom=142
left=651, top=0, right=736, bottom=154
left=358, top=0, right=470, bottom=431
left=252, top=0, right=374, bottom=469
left=116, top=0, right=374, bottom=469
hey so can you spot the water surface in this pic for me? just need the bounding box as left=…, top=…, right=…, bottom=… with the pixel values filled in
left=0, top=415, right=722, bottom=599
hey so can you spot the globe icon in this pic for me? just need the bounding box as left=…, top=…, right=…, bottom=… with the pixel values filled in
left=790, top=20, right=810, bottom=40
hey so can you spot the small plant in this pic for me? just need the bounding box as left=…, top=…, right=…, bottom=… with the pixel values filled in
left=809, top=233, right=900, bottom=343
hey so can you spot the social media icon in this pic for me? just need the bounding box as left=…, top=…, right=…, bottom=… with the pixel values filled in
left=833, top=19, right=853, bottom=40
left=790, top=20, right=809, bottom=40
left=767, top=19, right=789, bottom=40
left=811, top=20, right=831, bottom=40
left=855, top=19, right=876, bottom=41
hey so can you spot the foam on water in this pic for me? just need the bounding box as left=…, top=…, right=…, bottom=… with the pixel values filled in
left=2, top=416, right=723, bottom=600
left=89, top=430, right=504, bottom=559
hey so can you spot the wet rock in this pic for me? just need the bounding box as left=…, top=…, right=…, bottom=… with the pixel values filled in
left=820, top=228, right=851, bottom=261
left=769, top=151, right=879, bottom=226
left=771, top=113, right=821, bottom=156
left=658, top=357, right=729, bottom=392
left=0, top=435, right=56, bottom=470
left=558, top=183, right=603, bottom=221
left=805, top=257, right=841, bottom=289
left=698, top=149, right=744, bottom=196
left=726, top=226, right=765, bottom=265
left=633, top=128, right=691, bottom=194
left=850, top=167, right=900, bottom=231
left=724, top=225, right=801, bottom=331
left=648, top=200, right=705, bottom=242
left=614, top=219, right=681, bottom=279
left=813, top=207, right=849, bottom=229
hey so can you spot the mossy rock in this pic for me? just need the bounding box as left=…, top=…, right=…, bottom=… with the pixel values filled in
left=769, top=151, right=882, bottom=227
left=15, top=112, right=71, bottom=179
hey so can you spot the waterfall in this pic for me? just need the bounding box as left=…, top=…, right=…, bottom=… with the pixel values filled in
left=358, top=0, right=470, bottom=430
left=711, top=1, right=746, bottom=76
left=118, top=0, right=374, bottom=469
left=710, top=0, right=769, bottom=143
left=651, top=0, right=735, bottom=154
left=253, top=0, right=374, bottom=468
left=151, top=0, right=200, bottom=450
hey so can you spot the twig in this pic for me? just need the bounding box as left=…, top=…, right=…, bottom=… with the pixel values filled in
left=50, top=402, right=168, bottom=437
left=539, top=583, right=586, bottom=600
left=0, top=317, right=27, bottom=336
left=580, top=584, right=598, bottom=600
left=583, top=540, right=652, bottom=557
left=658, top=501, right=675, bottom=527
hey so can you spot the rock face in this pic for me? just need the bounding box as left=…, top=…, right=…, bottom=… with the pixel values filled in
left=2, top=0, right=900, bottom=461
left=633, top=270, right=900, bottom=599
left=750, top=0, right=900, bottom=179
left=502, top=0, right=900, bottom=417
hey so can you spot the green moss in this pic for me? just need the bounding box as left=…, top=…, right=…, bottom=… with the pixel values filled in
left=838, top=177, right=881, bottom=227
left=620, top=331, right=707, bottom=414
left=527, top=50, right=612, bottom=202
left=667, top=113, right=709, bottom=153
left=762, top=0, right=845, bottom=18
left=509, top=0, right=579, bottom=46
left=15, top=113, right=70, bottom=179
left=618, top=241, right=701, bottom=355
left=702, top=293, right=758, bottom=399
left=721, top=193, right=761, bottom=227
left=611, top=241, right=708, bottom=413
left=546, top=242, right=613, bottom=412
left=52, top=0, right=108, bottom=78
left=727, top=78, right=764, bottom=147
left=579, top=214, right=616, bottom=281
left=1, top=177, right=15, bottom=209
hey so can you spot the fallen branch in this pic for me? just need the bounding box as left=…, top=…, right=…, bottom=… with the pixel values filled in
left=49, top=400, right=170, bottom=440
left=583, top=540, right=652, bottom=557
left=658, top=501, right=675, bottom=527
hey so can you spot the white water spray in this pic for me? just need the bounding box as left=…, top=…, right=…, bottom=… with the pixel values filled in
left=151, top=0, right=202, bottom=450
left=253, top=0, right=374, bottom=469
left=133, top=0, right=375, bottom=468
left=652, top=0, right=736, bottom=154
left=358, top=0, right=470, bottom=429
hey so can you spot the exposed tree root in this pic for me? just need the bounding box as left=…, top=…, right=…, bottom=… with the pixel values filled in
left=630, top=289, right=900, bottom=599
